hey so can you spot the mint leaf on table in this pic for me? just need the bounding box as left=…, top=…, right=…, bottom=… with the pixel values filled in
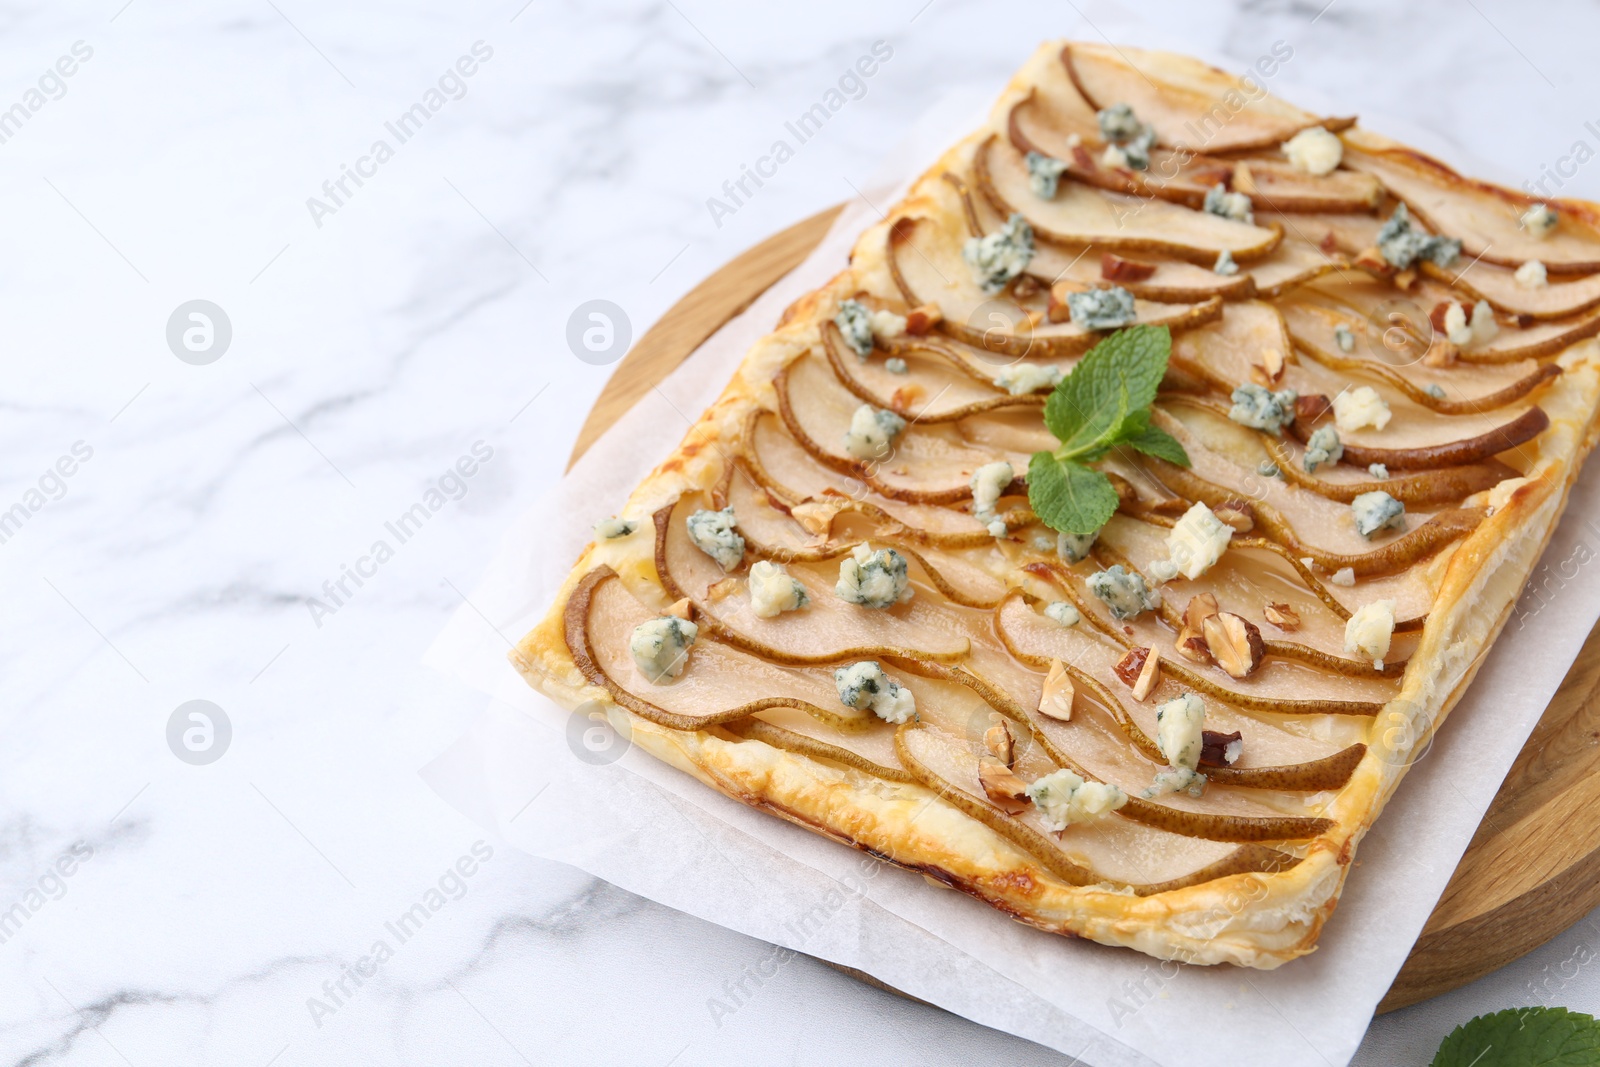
left=1028, top=324, right=1190, bottom=536
left=1430, top=1007, right=1600, bottom=1067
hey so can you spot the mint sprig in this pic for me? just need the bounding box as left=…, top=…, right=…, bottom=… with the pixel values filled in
left=1028, top=325, right=1189, bottom=535
left=1431, top=1007, right=1600, bottom=1067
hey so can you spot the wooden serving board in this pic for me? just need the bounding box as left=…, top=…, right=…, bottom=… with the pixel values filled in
left=569, top=203, right=1600, bottom=1012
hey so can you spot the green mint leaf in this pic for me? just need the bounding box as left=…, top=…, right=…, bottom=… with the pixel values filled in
left=1028, top=451, right=1120, bottom=536
left=1045, top=325, right=1172, bottom=462
left=1431, top=1007, right=1600, bottom=1067
left=1121, top=422, right=1190, bottom=467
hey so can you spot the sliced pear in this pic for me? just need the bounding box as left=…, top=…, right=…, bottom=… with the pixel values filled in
left=973, top=135, right=1282, bottom=264
left=821, top=321, right=1043, bottom=418
left=1343, top=138, right=1600, bottom=273
left=1231, top=157, right=1382, bottom=214
left=654, top=499, right=973, bottom=663
left=1435, top=259, right=1600, bottom=320
left=1288, top=405, right=1550, bottom=471
left=727, top=717, right=913, bottom=783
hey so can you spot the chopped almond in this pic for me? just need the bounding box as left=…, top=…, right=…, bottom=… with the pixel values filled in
left=666, top=597, right=693, bottom=619
left=1113, top=646, right=1150, bottom=687
left=984, top=713, right=1016, bottom=768
left=1394, top=268, right=1418, bottom=291
left=1264, top=601, right=1301, bottom=631
left=1070, top=143, right=1096, bottom=171
left=1100, top=253, right=1157, bottom=283
left=1047, top=279, right=1089, bottom=323
left=904, top=303, right=942, bottom=335
left=1024, top=308, right=1045, bottom=329
left=1250, top=346, right=1286, bottom=387
left=1231, top=162, right=1258, bottom=195
left=1038, top=658, right=1074, bottom=721
left=1176, top=594, right=1219, bottom=664
left=1319, top=229, right=1339, bottom=255
left=708, top=578, right=740, bottom=601
left=1199, top=729, right=1243, bottom=767
left=1422, top=337, right=1458, bottom=368
left=1295, top=394, right=1333, bottom=424
left=1212, top=501, right=1254, bottom=533
left=789, top=499, right=845, bottom=537
left=1352, top=246, right=1390, bottom=276
left=978, top=757, right=1031, bottom=806
left=1013, top=274, right=1043, bottom=300
left=889, top=384, right=925, bottom=412
left=1131, top=647, right=1161, bottom=702
left=1202, top=612, right=1266, bottom=678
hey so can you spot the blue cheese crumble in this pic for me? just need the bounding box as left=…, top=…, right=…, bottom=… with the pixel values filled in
left=1025, top=151, right=1069, bottom=199
left=686, top=507, right=745, bottom=570
left=1515, top=260, right=1549, bottom=289
left=1044, top=601, right=1081, bottom=626
left=1344, top=600, right=1397, bottom=670
left=835, top=544, right=912, bottom=608
left=842, top=403, right=907, bottom=461
left=630, top=616, right=698, bottom=683
left=1027, top=769, right=1127, bottom=830
left=1520, top=202, right=1557, bottom=239
left=747, top=560, right=810, bottom=618
left=1368, top=463, right=1388, bottom=479
left=992, top=362, right=1062, bottom=395
left=970, top=460, right=1015, bottom=535
left=885, top=357, right=909, bottom=375
left=594, top=516, right=637, bottom=540
left=1143, top=692, right=1207, bottom=798
left=834, top=299, right=875, bottom=358
left=1424, top=384, right=1446, bottom=400
left=1087, top=564, right=1158, bottom=621
left=834, top=660, right=916, bottom=723
left=1228, top=383, right=1298, bottom=435
left=1203, top=183, right=1254, bottom=223
left=1376, top=203, right=1461, bottom=269
left=1282, top=126, right=1343, bottom=176
left=1333, top=324, right=1356, bottom=353
left=1351, top=490, right=1405, bottom=538
left=1302, top=424, right=1343, bottom=473
left=963, top=214, right=1035, bottom=294
left=1213, top=249, right=1238, bottom=276
left=1066, top=286, right=1136, bottom=331
left=1097, top=102, right=1143, bottom=143
left=1095, top=103, right=1155, bottom=170
left=1057, top=528, right=1098, bottom=563
left=1166, top=501, right=1232, bottom=579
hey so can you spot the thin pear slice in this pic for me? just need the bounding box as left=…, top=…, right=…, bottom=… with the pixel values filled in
left=1231, top=157, right=1382, bottom=214
left=654, top=498, right=973, bottom=663
left=974, top=135, right=1282, bottom=264
left=1435, top=259, right=1600, bottom=320
left=1061, top=42, right=1342, bottom=153
left=821, top=320, right=1045, bottom=416
left=1247, top=229, right=1347, bottom=297
left=1343, top=138, right=1600, bottom=273
left=728, top=716, right=911, bottom=783
left=568, top=567, right=874, bottom=732
left=888, top=211, right=1223, bottom=358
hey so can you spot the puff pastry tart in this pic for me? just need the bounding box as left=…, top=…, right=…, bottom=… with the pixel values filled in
left=514, top=41, right=1600, bottom=968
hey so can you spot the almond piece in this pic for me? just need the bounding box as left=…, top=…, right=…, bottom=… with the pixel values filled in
left=1131, top=647, right=1161, bottom=702
left=1394, top=267, right=1418, bottom=291
left=978, top=757, right=1031, bottom=805
left=1012, top=274, right=1043, bottom=300
left=1176, top=594, right=1219, bottom=664
left=904, top=303, right=942, bottom=335
left=1295, top=394, right=1333, bottom=424
left=1250, top=346, right=1286, bottom=387
left=1263, top=601, right=1301, bottom=631
left=889, top=384, right=925, bottom=412
left=984, top=713, right=1015, bottom=768
left=1113, top=646, right=1150, bottom=687
left=1202, top=611, right=1266, bottom=678
left=1212, top=501, right=1255, bottom=534
left=666, top=598, right=693, bottom=620
left=1199, top=729, right=1243, bottom=767
left=789, top=499, right=846, bottom=537
left=1038, top=658, right=1075, bottom=721
left=1353, top=246, right=1390, bottom=276
left=1100, top=252, right=1157, bottom=283
left=1047, top=279, right=1089, bottom=323
left=1422, top=337, right=1458, bottom=368
left=708, top=578, right=740, bottom=601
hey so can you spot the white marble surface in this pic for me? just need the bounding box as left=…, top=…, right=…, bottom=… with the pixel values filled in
left=6, top=1, right=1600, bottom=1064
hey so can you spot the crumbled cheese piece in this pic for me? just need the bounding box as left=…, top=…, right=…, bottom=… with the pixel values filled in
left=834, top=299, right=874, bottom=357
left=1057, top=529, right=1097, bottom=563
left=835, top=544, right=912, bottom=608
left=1520, top=202, right=1558, bottom=239
left=970, top=460, right=1015, bottom=533
left=833, top=661, right=916, bottom=723
left=1352, top=490, right=1405, bottom=538
left=1376, top=203, right=1461, bottom=269
left=1144, top=766, right=1205, bottom=799
left=1030, top=532, right=1054, bottom=552
left=1282, top=126, right=1343, bottom=176
left=963, top=214, right=1035, bottom=294
left=1166, top=501, right=1232, bottom=579
left=1153, top=692, right=1206, bottom=771
left=1025, top=150, right=1069, bottom=199
left=1097, top=102, right=1143, bottom=143
left=1087, top=564, right=1158, bottom=620
left=1147, top=559, right=1179, bottom=583
left=992, top=362, right=1063, bottom=395
left=1333, top=324, right=1356, bottom=353
left=1213, top=250, right=1238, bottom=276
left=1330, top=567, right=1356, bottom=586
left=1443, top=302, right=1472, bottom=347
left=869, top=308, right=907, bottom=343
left=1333, top=386, right=1391, bottom=432
left=1203, top=183, right=1254, bottom=223
left=747, top=560, right=810, bottom=618
left=1302, top=424, right=1343, bottom=474
left=842, top=403, right=907, bottom=460
left=1469, top=300, right=1499, bottom=346
left=1368, top=463, right=1389, bottom=479
left=594, top=516, right=637, bottom=540
left=884, top=357, right=909, bottom=375
left=1515, top=259, right=1548, bottom=289
left=1066, top=286, right=1136, bottom=331
left=630, top=616, right=698, bottom=683
left=1229, top=383, right=1298, bottom=435
left=686, top=507, right=745, bottom=570
left=1044, top=601, right=1080, bottom=627
left=1343, top=600, right=1397, bottom=669
left=1425, top=383, right=1446, bottom=400
left=1028, top=769, right=1128, bottom=831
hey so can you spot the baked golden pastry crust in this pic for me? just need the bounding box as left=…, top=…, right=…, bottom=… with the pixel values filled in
left=512, top=41, right=1600, bottom=968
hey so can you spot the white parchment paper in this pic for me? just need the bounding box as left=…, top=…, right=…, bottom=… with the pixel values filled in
left=421, top=39, right=1600, bottom=1067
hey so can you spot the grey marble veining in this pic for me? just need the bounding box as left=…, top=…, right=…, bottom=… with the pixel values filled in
left=3, top=1, right=1599, bottom=1064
